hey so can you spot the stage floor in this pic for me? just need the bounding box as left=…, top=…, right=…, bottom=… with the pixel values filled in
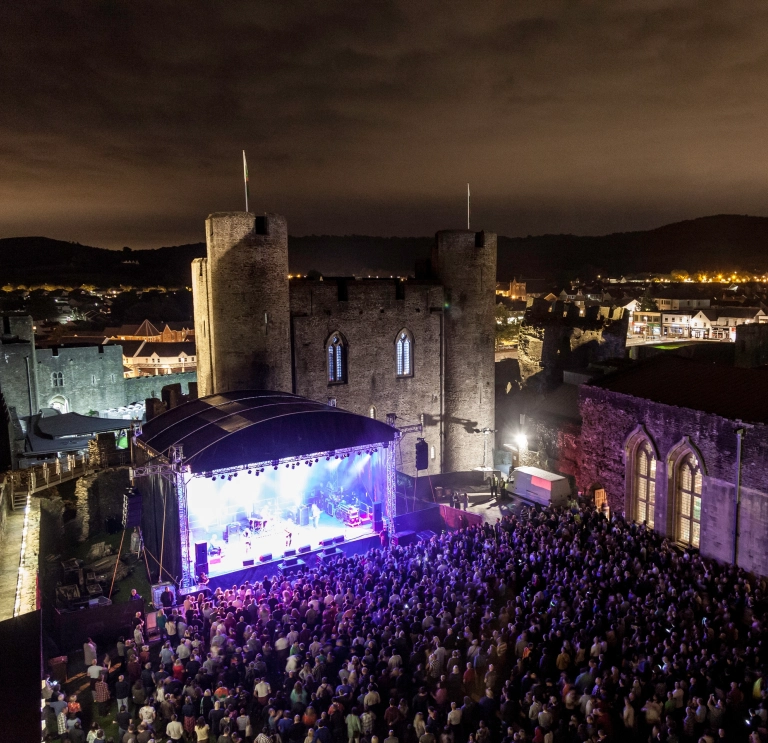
left=198, top=512, right=373, bottom=578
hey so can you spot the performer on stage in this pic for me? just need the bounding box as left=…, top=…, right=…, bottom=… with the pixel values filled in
left=285, top=529, right=292, bottom=548
left=311, top=502, right=321, bottom=529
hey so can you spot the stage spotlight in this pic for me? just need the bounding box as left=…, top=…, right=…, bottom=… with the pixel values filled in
left=314, top=458, right=318, bottom=463
left=234, top=472, right=238, bottom=477
left=256, top=471, right=260, bottom=476
left=247, top=470, right=252, bottom=475
left=227, top=475, right=232, bottom=481
left=260, top=468, right=264, bottom=472
left=274, top=466, right=278, bottom=470
left=326, top=457, right=330, bottom=461
left=210, top=475, right=215, bottom=481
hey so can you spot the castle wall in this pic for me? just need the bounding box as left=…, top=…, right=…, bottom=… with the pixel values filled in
left=290, top=279, right=444, bottom=476
left=433, top=231, right=497, bottom=473
left=579, top=385, right=768, bottom=575
left=203, top=212, right=292, bottom=393
left=36, top=345, right=125, bottom=415
left=125, top=371, right=197, bottom=405
left=518, top=302, right=628, bottom=389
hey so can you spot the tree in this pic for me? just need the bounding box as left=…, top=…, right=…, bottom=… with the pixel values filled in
left=638, top=289, right=659, bottom=312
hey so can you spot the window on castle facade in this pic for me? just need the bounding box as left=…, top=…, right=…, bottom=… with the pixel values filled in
left=676, top=453, right=702, bottom=548
left=51, top=371, right=64, bottom=388
left=634, top=440, right=656, bottom=528
left=395, top=329, right=413, bottom=377
left=327, top=333, right=347, bottom=384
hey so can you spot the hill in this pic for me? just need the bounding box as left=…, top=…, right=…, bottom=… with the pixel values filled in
left=1, top=214, right=767, bottom=287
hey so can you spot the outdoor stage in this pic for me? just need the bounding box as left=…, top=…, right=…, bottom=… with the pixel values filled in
left=133, top=390, right=397, bottom=588
left=186, top=449, right=383, bottom=578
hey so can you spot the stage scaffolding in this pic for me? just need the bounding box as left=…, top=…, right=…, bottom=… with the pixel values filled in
left=134, top=440, right=395, bottom=588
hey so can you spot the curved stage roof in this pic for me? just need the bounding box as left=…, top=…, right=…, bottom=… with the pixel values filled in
left=139, top=390, right=396, bottom=474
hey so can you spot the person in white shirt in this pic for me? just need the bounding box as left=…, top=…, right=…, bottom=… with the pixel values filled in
left=87, top=660, right=105, bottom=682
left=166, top=714, right=184, bottom=741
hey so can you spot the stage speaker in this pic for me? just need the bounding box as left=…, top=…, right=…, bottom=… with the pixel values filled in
left=122, top=491, right=142, bottom=528
left=298, top=544, right=311, bottom=554
left=334, top=535, right=345, bottom=545
left=195, top=561, right=208, bottom=576
left=259, top=553, right=272, bottom=562
left=415, top=439, right=429, bottom=471
left=243, top=559, right=255, bottom=567
left=299, top=505, right=310, bottom=526
left=195, top=542, right=208, bottom=564
left=319, top=538, right=334, bottom=547
left=373, top=503, right=382, bottom=521
left=283, top=549, right=296, bottom=558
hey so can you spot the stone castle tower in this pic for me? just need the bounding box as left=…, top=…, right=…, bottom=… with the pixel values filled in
left=433, top=230, right=497, bottom=472
left=193, top=212, right=292, bottom=396
left=192, top=212, right=497, bottom=475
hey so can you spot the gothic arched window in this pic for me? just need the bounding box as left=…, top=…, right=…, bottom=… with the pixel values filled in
left=676, top=452, right=702, bottom=548
left=634, top=440, right=656, bottom=528
left=395, top=329, right=413, bottom=377
left=327, top=333, right=347, bottom=384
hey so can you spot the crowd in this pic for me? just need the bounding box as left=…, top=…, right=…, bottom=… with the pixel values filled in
left=45, top=503, right=768, bottom=743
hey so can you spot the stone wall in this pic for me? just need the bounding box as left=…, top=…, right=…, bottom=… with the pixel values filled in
left=433, top=230, right=497, bottom=473
left=579, top=385, right=768, bottom=575
left=200, top=212, right=292, bottom=394
left=125, top=371, right=197, bottom=405
left=36, top=345, right=125, bottom=415
left=518, top=301, right=628, bottom=389
left=291, top=279, right=444, bottom=476
left=520, top=419, right=581, bottom=484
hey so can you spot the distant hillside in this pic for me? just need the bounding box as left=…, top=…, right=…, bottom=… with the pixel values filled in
left=2, top=215, right=768, bottom=286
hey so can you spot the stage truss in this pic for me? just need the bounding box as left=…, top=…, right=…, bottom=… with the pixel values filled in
left=138, top=442, right=392, bottom=589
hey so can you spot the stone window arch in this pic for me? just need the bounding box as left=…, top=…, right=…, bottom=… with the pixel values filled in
left=624, top=425, right=660, bottom=526
left=51, top=371, right=64, bottom=388
left=326, top=332, right=347, bottom=384
left=667, top=438, right=706, bottom=548
left=395, top=328, right=413, bottom=377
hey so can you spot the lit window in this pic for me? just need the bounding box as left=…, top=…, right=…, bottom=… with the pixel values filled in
left=395, top=329, right=413, bottom=377
left=634, top=441, right=656, bottom=528
left=327, top=333, right=347, bottom=384
left=51, top=371, right=64, bottom=388
left=677, top=453, right=702, bottom=548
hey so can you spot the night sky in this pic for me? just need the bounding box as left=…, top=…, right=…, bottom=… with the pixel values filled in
left=3, top=1, right=768, bottom=249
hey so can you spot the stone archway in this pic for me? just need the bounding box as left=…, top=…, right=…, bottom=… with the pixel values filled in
left=48, top=395, right=69, bottom=413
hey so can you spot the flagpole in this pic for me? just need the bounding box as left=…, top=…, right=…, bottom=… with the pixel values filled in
left=467, top=183, right=470, bottom=230
left=243, top=150, right=250, bottom=212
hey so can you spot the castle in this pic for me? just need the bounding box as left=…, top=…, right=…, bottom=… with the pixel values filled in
left=192, top=212, right=497, bottom=475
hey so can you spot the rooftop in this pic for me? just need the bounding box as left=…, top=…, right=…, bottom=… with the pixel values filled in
left=139, top=390, right=396, bottom=474
left=587, top=355, right=768, bottom=424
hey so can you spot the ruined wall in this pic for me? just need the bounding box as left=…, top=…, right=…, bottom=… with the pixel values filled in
left=433, top=230, right=497, bottom=473
left=579, top=385, right=768, bottom=575
left=291, top=279, right=443, bottom=476
left=518, top=301, right=628, bottom=390
left=202, top=212, right=292, bottom=394
left=125, top=371, right=197, bottom=405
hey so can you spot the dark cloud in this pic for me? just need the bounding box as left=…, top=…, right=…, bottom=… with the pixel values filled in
left=1, top=0, right=768, bottom=248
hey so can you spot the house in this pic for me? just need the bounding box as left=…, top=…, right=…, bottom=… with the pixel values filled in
left=661, top=310, right=696, bottom=338
left=690, top=307, right=766, bottom=340
left=104, top=319, right=194, bottom=343
left=113, top=340, right=197, bottom=376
